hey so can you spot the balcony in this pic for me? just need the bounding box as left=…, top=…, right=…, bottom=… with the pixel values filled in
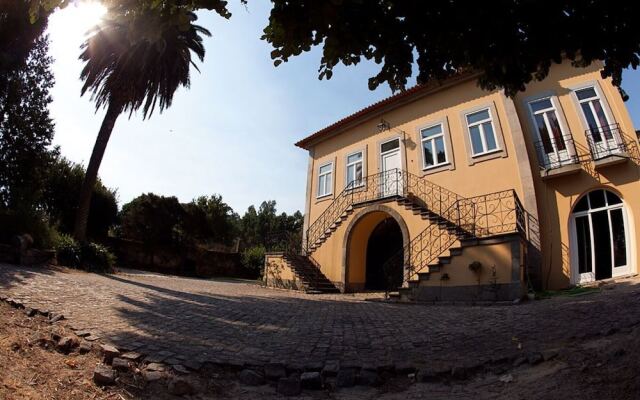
left=534, top=134, right=581, bottom=179
left=586, top=123, right=631, bottom=168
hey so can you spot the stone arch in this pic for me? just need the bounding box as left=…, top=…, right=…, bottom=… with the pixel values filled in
left=341, top=204, right=410, bottom=292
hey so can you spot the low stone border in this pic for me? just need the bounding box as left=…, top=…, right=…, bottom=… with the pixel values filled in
left=0, top=292, right=635, bottom=397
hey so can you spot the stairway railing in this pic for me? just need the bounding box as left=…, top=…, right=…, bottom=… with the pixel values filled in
left=305, top=169, right=467, bottom=252
left=383, top=189, right=530, bottom=288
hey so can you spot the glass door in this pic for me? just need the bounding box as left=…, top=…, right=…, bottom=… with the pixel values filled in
left=571, top=190, right=630, bottom=284
left=529, top=97, right=573, bottom=168
left=574, top=86, right=620, bottom=158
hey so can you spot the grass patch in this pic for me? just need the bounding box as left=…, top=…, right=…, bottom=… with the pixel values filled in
left=536, top=286, right=601, bottom=299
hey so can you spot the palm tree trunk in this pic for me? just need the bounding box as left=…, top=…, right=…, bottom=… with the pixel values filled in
left=73, top=102, right=122, bottom=242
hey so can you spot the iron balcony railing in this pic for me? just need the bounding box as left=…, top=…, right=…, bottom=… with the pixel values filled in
left=533, top=134, right=579, bottom=170
left=585, top=123, right=629, bottom=160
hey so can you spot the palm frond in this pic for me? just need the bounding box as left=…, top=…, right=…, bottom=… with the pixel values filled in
left=79, top=10, right=211, bottom=119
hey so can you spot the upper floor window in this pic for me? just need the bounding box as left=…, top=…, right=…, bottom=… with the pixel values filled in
left=575, top=86, right=612, bottom=134
left=317, top=162, right=333, bottom=198
left=345, top=151, right=364, bottom=189
left=528, top=97, right=573, bottom=168
left=420, top=123, right=448, bottom=169
left=465, top=108, right=499, bottom=156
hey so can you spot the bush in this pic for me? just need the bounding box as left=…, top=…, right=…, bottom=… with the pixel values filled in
left=54, top=234, right=80, bottom=268
left=54, top=234, right=116, bottom=273
left=0, top=209, right=59, bottom=249
left=80, top=242, right=116, bottom=273
left=241, top=245, right=266, bottom=277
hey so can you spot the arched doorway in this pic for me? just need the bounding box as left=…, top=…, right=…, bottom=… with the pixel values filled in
left=570, top=189, right=631, bottom=284
left=365, top=217, right=404, bottom=290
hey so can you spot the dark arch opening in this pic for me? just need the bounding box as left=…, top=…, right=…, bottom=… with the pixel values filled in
left=365, top=217, right=403, bottom=290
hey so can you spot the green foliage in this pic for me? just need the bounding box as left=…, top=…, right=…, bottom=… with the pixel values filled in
left=80, top=242, right=117, bottom=272
left=54, top=233, right=80, bottom=268
left=41, top=155, right=119, bottom=240
left=0, top=209, right=58, bottom=249
left=181, top=195, right=240, bottom=246
left=241, top=245, right=266, bottom=276
left=0, top=35, right=56, bottom=210
left=263, top=1, right=640, bottom=97
left=54, top=234, right=116, bottom=272
left=120, top=193, right=185, bottom=247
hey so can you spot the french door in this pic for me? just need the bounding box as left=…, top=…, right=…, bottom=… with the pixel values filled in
left=571, top=190, right=630, bottom=284
left=528, top=97, right=574, bottom=168
left=574, top=86, right=621, bottom=158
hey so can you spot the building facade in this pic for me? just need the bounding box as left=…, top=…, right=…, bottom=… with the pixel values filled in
left=264, top=62, right=640, bottom=302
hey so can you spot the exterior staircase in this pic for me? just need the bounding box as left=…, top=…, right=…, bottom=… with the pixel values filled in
left=299, top=169, right=535, bottom=299
left=281, top=253, right=340, bottom=294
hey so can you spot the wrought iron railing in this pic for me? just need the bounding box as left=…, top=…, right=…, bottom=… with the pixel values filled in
left=305, top=169, right=467, bottom=251
left=585, top=123, right=630, bottom=160
left=382, top=189, right=529, bottom=288
left=533, top=134, right=579, bottom=169
left=265, top=230, right=325, bottom=289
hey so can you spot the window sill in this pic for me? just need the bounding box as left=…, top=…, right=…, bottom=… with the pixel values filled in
left=420, top=162, right=454, bottom=176
left=471, top=148, right=502, bottom=158
left=467, top=147, right=507, bottom=166
left=315, top=194, right=334, bottom=204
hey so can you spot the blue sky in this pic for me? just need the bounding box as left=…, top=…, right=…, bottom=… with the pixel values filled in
left=47, top=2, right=640, bottom=215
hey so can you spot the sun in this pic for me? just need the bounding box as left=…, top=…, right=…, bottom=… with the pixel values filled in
left=48, top=1, right=107, bottom=40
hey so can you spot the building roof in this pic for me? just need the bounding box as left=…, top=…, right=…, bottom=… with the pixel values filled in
left=294, top=71, right=480, bottom=150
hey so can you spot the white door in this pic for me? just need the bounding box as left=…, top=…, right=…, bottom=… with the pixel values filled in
left=528, top=97, right=573, bottom=168
left=575, top=86, right=620, bottom=158
left=380, top=138, right=402, bottom=198
left=571, top=190, right=630, bottom=284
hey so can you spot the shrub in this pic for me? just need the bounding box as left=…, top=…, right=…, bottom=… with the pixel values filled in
left=54, top=234, right=116, bottom=273
left=80, top=242, right=116, bottom=273
left=54, top=234, right=80, bottom=268
left=241, top=245, right=266, bottom=277
left=0, top=209, right=59, bottom=249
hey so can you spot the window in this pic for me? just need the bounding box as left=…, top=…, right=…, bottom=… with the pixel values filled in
left=345, top=151, right=364, bottom=188
left=317, top=162, right=333, bottom=198
left=575, top=86, right=611, bottom=135
left=465, top=108, right=499, bottom=156
left=528, top=97, right=573, bottom=168
left=420, top=123, right=448, bottom=169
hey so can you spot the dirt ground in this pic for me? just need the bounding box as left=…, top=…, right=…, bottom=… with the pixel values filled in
left=1, top=301, right=639, bottom=400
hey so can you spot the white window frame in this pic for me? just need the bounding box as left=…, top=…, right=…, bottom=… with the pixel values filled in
left=345, top=150, right=364, bottom=190
left=316, top=161, right=333, bottom=199
left=464, top=108, right=501, bottom=157
left=574, top=84, right=614, bottom=130
left=420, top=123, right=449, bottom=170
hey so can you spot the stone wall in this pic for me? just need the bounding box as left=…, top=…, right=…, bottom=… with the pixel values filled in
left=107, top=238, right=255, bottom=279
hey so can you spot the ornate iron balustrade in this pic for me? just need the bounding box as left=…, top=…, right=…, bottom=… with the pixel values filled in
left=383, top=190, right=530, bottom=288
left=585, top=123, right=630, bottom=160
left=305, top=169, right=467, bottom=252
left=533, top=134, right=580, bottom=170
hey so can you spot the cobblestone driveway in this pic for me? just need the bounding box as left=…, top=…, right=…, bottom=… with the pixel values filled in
left=1, top=264, right=640, bottom=372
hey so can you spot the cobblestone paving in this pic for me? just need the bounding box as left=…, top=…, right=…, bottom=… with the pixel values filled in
left=1, top=263, right=640, bottom=372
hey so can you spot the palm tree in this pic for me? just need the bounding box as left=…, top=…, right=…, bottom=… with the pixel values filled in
left=73, top=10, right=210, bottom=241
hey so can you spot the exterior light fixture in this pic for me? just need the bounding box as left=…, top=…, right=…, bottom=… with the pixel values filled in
left=377, top=119, right=391, bottom=133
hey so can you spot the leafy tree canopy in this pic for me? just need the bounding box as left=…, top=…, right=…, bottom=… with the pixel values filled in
left=42, top=155, right=119, bottom=240
left=0, top=35, right=56, bottom=211
left=263, top=1, right=639, bottom=97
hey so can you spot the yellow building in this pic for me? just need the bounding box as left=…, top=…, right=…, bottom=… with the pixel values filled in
left=264, top=62, right=640, bottom=302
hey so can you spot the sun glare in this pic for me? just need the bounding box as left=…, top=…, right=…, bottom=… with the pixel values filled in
left=49, top=1, right=107, bottom=40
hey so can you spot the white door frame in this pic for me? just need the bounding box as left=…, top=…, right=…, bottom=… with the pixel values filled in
left=571, top=83, right=622, bottom=156
left=379, top=137, right=403, bottom=198
left=569, top=191, right=631, bottom=284
left=527, top=96, right=575, bottom=168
